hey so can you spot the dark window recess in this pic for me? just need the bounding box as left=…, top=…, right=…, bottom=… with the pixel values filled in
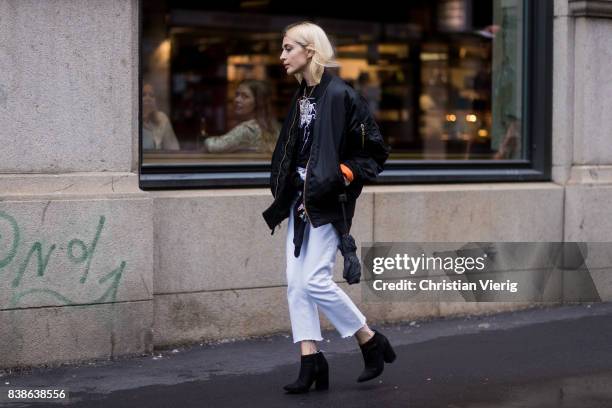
left=139, top=0, right=552, bottom=189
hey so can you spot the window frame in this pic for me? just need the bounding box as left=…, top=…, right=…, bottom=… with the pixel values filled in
left=138, top=0, right=552, bottom=189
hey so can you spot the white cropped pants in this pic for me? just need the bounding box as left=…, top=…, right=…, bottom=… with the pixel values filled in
left=285, top=190, right=367, bottom=344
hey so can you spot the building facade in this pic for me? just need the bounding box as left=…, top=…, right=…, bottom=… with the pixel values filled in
left=0, top=0, right=611, bottom=368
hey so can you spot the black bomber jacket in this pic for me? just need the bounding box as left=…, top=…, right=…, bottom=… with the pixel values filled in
left=262, top=69, right=390, bottom=235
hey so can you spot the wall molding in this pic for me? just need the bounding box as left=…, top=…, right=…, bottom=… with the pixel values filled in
left=569, top=0, right=612, bottom=18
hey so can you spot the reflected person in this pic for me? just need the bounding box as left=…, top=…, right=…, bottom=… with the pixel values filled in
left=202, top=80, right=280, bottom=154
left=142, top=83, right=180, bottom=151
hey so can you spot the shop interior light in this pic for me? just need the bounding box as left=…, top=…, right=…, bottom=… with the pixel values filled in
left=420, top=52, right=448, bottom=61
left=478, top=129, right=489, bottom=138
left=446, top=114, right=457, bottom=122
left=466, top=114, right=477, bottom=123
left=154, top=39, right=171, bottom=64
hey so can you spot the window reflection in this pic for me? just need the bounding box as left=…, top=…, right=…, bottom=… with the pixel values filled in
left=201, top=80, right=280, bottom=154
left=142, top=83, right=180, bottom=151
left=142, top=0, right=523, bottom=165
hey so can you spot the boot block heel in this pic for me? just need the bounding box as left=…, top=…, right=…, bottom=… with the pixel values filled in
left=383, top=338, right=396, bottom=363
left=315, top=371, right=329, bottom=391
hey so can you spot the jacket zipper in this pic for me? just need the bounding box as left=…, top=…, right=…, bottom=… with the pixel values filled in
left=270, top=101, right=299, bottom=235
left=303, top=154, right=312, bottom=223
left=274, top=107, right=299, bottom=199
left=300, top=85, right=333, bottom=227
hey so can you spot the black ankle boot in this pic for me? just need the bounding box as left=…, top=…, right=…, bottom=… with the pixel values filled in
left=357, top=329, right=396, bottom=383
left=283, top=351, right=329, bottom=393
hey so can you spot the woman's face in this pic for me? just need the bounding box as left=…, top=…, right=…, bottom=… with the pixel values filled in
left=280, top=35, right=312, bottom=75
left=234, top=84, right=256, bottom=118
left=143, top=84, right=156, bottom=113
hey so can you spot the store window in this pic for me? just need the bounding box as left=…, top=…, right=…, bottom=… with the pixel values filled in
left=140, top=0, right=551, bottom=188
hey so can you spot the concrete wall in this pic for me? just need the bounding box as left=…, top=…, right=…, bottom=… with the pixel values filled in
left=1, top=0, right=611, bottom=369
left=0, top=0, right=150, bottom=368
left=150, top=184, right=564, bottom=347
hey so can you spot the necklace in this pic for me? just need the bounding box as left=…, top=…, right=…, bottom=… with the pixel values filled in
left=303, top=84, right=316, bottom=98
left=299, top=84, right=316, bottom=108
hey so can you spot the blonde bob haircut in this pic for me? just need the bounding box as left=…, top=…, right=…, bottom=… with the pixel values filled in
left=282, top=21, right=340, bottom=85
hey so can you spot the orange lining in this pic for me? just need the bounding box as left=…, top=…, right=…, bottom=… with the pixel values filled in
left=340, top=163, right=354, bottom=183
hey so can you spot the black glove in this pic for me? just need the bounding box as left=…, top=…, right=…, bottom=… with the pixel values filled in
left=338, top=233, right=361, bottom=285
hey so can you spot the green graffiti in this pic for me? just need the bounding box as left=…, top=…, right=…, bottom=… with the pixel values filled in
left=1, top=211, right=127, bottom=309
left=67, top=239, right=87, bottom=263
left=69, top=215, right=105, bottom=284
left=0, top=211, right=20, bottom=269
left=12, top=242, right=57, bottom=288
left=9, top=261, right=126, bottom=308
left=10, top=288, right=75, bottom=308
left=95, top=260, right=126, bottom=302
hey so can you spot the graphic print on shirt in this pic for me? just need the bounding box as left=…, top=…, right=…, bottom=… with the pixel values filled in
left=298, top=96, right=316, bottom=153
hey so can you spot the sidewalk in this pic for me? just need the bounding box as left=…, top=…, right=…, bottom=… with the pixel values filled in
left=2, top=302, right=612, bottom=407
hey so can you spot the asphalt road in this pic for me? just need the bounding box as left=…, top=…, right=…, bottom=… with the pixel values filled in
left=2, top=302, right=612, bottom=408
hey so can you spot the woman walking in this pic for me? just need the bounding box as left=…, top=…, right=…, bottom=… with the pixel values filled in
left=262, top=21, right=395, bottom=394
